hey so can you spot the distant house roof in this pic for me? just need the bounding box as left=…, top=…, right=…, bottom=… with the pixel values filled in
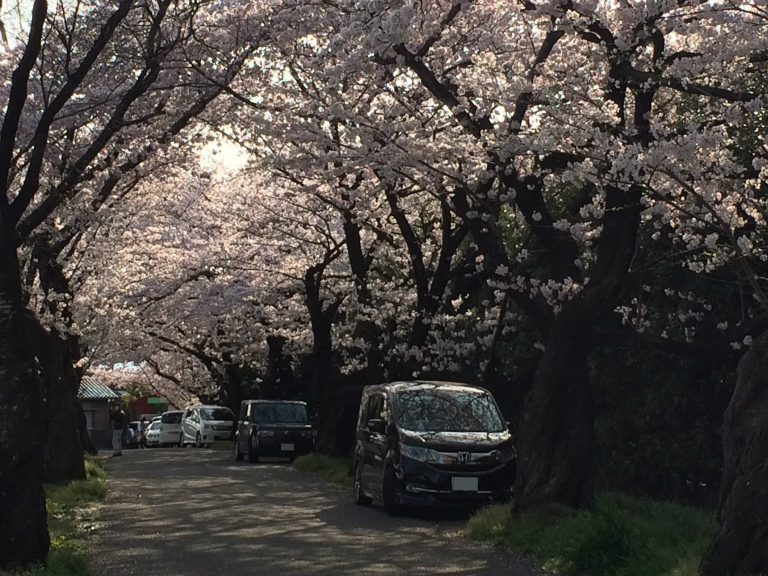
left=79, top=376, right=121, bottom=400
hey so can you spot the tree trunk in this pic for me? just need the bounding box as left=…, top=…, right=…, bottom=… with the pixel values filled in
left=514, top=310, right=596, bottom=510
left=310, top=316, right=337, bottom=453
left=44, top=373, right=86, bottom=482
left=0, top=233, right=49, bottom=569
left=265, top=335, right=296, bottom=400
left=700, top=330, right=768, bottom=576
left=514, top=183, right=642, bottom=511
left=38, top=330, right=85, bottom=483
left=30, top=234, right=87, bottom=481
left=304, top=263, right=342, bottom=454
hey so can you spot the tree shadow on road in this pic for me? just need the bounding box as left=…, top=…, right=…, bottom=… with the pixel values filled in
left=89, top=449, right=513, bottom=576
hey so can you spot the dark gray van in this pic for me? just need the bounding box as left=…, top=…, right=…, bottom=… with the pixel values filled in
left=234, top=400, right=314, bottom=463
left=353, top=381, right=516, bottom=513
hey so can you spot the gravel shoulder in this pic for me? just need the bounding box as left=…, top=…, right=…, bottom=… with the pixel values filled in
left=87, top=448, right=545, bottom=576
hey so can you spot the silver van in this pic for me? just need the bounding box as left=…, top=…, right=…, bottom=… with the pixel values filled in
left=158, top=410, right=184, bottom=447
left=180, top=405, right=235, bottom=447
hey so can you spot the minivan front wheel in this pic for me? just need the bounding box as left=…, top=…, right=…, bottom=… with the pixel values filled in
left=354, top=462, right=372, bottom=506
left=234, top=436, right=244, bottom=461
left=382, top=466, right=401, bottom=515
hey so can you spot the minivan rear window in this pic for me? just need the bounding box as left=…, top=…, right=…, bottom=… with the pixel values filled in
left=161, top=412, right=182, bottom=424
left=393, top=389, right=505, bottom=433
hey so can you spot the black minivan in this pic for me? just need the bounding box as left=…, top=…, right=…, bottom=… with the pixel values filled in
left=234, top=400, right=314, bottom=463
left=353, top=381, right=516, bottom=512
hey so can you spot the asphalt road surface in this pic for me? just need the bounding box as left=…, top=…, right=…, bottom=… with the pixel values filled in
left=88, top=448, right=541, bottom=576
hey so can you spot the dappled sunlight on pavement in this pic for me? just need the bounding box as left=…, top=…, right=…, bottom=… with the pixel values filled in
left=87, top=449, right=523, bottom=576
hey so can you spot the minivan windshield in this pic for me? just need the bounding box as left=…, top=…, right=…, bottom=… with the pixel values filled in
left=251, top=403, right=308, bottom=424
left=200, top=407, right=234, bottom=421
left=393, top=388, right=505, bottom=433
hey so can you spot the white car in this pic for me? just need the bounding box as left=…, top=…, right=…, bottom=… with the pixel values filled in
left=158, top=410, right=184, bottom=447
left=180, top=405, right=235, bottom=447
left=145, top=421, right=161, bottom=448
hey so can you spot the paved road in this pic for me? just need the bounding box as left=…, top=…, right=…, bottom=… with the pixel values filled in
left=87, top=448, right=536, bottom=576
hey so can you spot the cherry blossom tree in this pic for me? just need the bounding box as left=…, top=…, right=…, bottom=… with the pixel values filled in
left=0, top=0, right=262, bottom=566
left=214, top=8, right=511, bottom=384
left=239, top=1, right=768, bottom=569
left=77, top=167, right=350, bottom=405
left=20, top=0, right=768, bottom=570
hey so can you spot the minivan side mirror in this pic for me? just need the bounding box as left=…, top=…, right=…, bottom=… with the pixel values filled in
left=367, top=418, right=386, bottom=434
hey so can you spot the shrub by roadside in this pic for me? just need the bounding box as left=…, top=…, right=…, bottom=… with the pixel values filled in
left=292, top=453, right=352, bottom=486
left=0, top=457, right=107, bottom=576
left=463, top=492, right=715, bottom=576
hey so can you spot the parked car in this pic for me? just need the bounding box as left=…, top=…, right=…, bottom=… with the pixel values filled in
left=145, top=421, right=161, bottom=448
left=158, top=410, right=184, bottom=447
left=124, top=421, right=142, bottom=449
left=352, top=381, right=516, bottom=513
left=234, top=400, right=314, bottom=463
left=180, top=405, right=235, bottom=447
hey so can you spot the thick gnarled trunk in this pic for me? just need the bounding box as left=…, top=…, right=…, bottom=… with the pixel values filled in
left=37, top=330, right=86, bottom=483
left=0, top=234, right=49, bottom=568
left=514, top=184, right=642, bottom=510
left=514, top=311, right=596, bottom=510
left=31, top=235, right=88, bottom=482
left=700, top=330, right=768, bottom=576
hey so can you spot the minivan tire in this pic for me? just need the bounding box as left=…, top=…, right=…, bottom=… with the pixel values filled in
left=354, top=462, right=372, bottom=506
left=179, top=432, right=185, bottom=447
left=195, top=432, right=202, bottom=448
left=234, top=436, right=244, bottom=461
left=382, top=466, right=401, bottom=515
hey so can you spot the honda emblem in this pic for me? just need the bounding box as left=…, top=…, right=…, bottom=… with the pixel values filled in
left=457, top=451, right=471, bottom=463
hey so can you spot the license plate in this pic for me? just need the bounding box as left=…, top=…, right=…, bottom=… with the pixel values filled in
left=281, top=443, right=295, bottom=451
left=452, top=477, right=478, bottom=491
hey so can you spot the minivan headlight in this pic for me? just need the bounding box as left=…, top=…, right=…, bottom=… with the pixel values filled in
left=257, top=430, right=275, bottom=437
left=401, top=445, right=429, bottom=462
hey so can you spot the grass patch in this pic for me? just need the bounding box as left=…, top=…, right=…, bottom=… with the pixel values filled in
left=1, top=456, right=107, bottom=576
left=292, top=453, right=352, bottom=486
left=463, top=492, right=715, bottom=576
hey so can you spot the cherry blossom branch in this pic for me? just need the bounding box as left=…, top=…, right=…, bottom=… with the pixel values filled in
left=510, top=29, right=566, bottom=131
left=144, top=356, right=184, bottom=387
left=17, top=39, right=252, bottom=241
left=388, top=45, right=493, bottom=137
left=656, top=169, right=768, bottom=314
left=0, top=0, right=46, bottom=207
left=8, top=0, right=138, bottom=223
left=612, top=61, right=759, bottom=103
